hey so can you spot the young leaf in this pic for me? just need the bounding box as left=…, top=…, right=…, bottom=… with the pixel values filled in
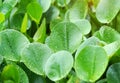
left=21, top=43, right=52, bottom=75
left=45, top=50, right=73, bottom=81
left=106, top=63, right=120, bottom=83
left=71, top=19, right=91, bottom=35
left=0, top=29, right=30, bottom=61
left=0, top=12, right=5, bottom=23
left=33, top=18, right=46, bottom=43
left=75, top=45, right=108, bottom=82
left=46, top=22, right=82, bottom=53
left=94, top=26, right=120, bottom=43
left=96, top=0, right=120, bottom=23
left=56, top=0, right=71, bottom=7
left=1, top=64, right=29, bottom=83
left=27, top=2, right=42, bottom=24
left=21, top=13, right=28, bottom=33
left=37, top=0, right=51, bottom=12
left=103, top=41, right=120, bottom=57
left=69, top=0, right=88, bottom=21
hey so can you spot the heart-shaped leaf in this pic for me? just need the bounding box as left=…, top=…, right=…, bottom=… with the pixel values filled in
left=75, top=45, right=108, bottom=82
left=21, top=43, right=52, bottom=75
left=0, top=29, right=30, bottom=61
left=45, top=50, right=73, bottom=81
left=46, top=22, right=82, bottom=53
left=27, top=2, right=42, bottom=24
left=106, top=63, right=120, bottom=83
left=96, top=0, right=120, bottom=23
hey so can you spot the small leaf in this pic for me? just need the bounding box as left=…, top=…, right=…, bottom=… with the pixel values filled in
left=69, top=0, right=88, bottom=21
left=21, top=43, right=52, bottom=75
left=33, top=18, right=46, bottom=43
left=106, top=63, right=120, bottom=83
left=21, top=13, right=28, bottom=33
left=1, top=64, right=29, bottom=83
left=94, top=26, right=120, bottom=43
left=0, top=12, right=5, bottom=23
left=37, top=0, right=51, bottom=12
left=103, top=41, right=120, bottom=57
left=75, top=45, right=108, bottom=82
left=45, top=50, right=73, bottom=81
left=56, top=0, right=71, bottom=7
left=27, top=2, right=42, bottom=24
left=96, top=0, right=120, bottom=23
left=0, top=29, right=30, bottom=61
left=71, top=19, right=91, bottom=35
left=46, top=21, right=82, bottom=53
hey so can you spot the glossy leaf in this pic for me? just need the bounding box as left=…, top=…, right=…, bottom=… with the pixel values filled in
left=75, top=45, right=108, bottom=82
left=46, top=22, right=82, bottom=53
left=45, top=51, right=73, bottom=81
left=0, top=29, right=30, bottom=61
left=96, top=0, right=120, bottom=23
left=69, top=0, right=88, bottom=21
left=1, top=64, right=29, bottom=83
left=21, top=43, right=52, bottom=75
left=33, top=18, right=46, bottom=43
left=107, top=63, right=120, bottom=83
left=56, top=0, right=71, bottom=7
left=94, top=26, right=120, bottom=43
left=27, top=2, right=42, bottom=24
left=37, top=0, right=51, bottom=12
left=71, top=19, right=91, bottom=35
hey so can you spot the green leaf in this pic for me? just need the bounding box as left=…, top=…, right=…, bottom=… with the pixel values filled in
left=0, top=0, right=18, bottom=17
left=37, top=0, right=51, bottom=12
left=56, top=0, right=71, bottom=7
left=0, top=55, right=3, bottom=65
left=27, top=2, right=42, bottom=24
left=71, top=19, right=91, bottom=35
left=96, top=79, right=107, bottom=83
left=46, top=6, right=60, bottom=23
left=75, top=36, right=105, bottom=58
left=1, top=64, right=29, bottom=83
left=0, top=29, right=30, bottom=61
left=75, top=45, right=108, bottom=82
left=46, top=21, right=82, bottom=53
left=69, top=0, right=88, bottom=21
left=10, top=13, right=23, bottom=30
left=21, top=43, right=52, bottom=75
left=45, top=50, right=73, bottom=81
left=106, top=63, right=120, bottom=83
left=33, top=18, right=46, bottom=43
left=21, top=13, right=28, bottom=33
left=96, top=0, right=120, bottom=23
left=0, top=12, right=5, bottom=23
left=103, top=41, right=120, bottom=57
left=94, top=26, right=120, bottom=43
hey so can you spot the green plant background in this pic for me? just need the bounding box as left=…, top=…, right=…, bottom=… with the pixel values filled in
left=0, top=0, right=120, bottom=83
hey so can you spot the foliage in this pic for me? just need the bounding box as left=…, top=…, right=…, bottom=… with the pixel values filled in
left=0, top=0, right=120, bottom=83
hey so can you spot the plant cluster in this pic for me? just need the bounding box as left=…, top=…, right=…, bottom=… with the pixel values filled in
left=0, top=0, right=120, bottom=83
